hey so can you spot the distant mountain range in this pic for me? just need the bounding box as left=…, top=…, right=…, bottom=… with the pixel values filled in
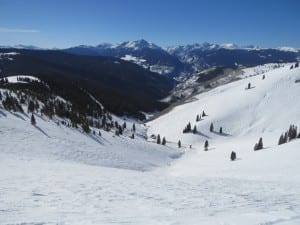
left=64, top=40, right=185, bottom=77
left=63, top=40, right=300, bottom=77
left=2, top=40, right=299, bottom=77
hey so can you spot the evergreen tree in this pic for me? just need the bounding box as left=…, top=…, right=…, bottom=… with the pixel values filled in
left=122, top=121, right=126, bottom=129
left=162, top=137, right=166, bottom=145
left=34, top=101, right=39, bottom=110
left=295, top=62, right=299, bottom=68
left=118, top=125, right=123, bottom=135
left=187, top=122, right=191, bottom=131
left=288, top=124, right=297, bottom=141
left=262, top=74, right=265, bottom=80
left=278, top=134, right=284, bottom=145
left=157, top=134, right=161, bottom=144
left=258, top=137, right=263, bottom=149
left=183, top=122, right=192, bottom=133
left=31, top=114, right=36, bottom=125
left=254, top=137, right=263, bottom=150
left=28, top=100, right=35, bottom=113
left=219, top=127, right=223, bottom=134
left=178, top=140, right=181, bottom=148
left=230, top=151, right=236, bottom=161
left=283, top=132, right=288, bottom=143
left=204, top=140, right=209, bottom=151
left=210, top=122, right=214, bottom=132
left=193, top=125, right=197, bottom=134
left=93, top=130, right=96, bottom=135
left=82, top=122, right=90, bottom=133
left=131, top=133, right=135, bottom=139
left=132, top=123, right=136, bottom=132
left=196, top=114, right=200, bottom=122
left=247, top=82, right=251, bottom=89
left=99, top=130, right=101, bottom=136
left=101, top=117, right=106, bottom=128
left=202, top=110, right=207, bottom=117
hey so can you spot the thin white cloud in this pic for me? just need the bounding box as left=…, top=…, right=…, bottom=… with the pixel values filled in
left=0, top=27, right=39, bottom=33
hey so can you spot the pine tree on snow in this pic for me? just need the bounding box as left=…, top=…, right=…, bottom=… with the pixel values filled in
left=204, top=140, right=209, bottom=151
left=193, top=125, right=197, bottom=134
left=31, top=114, right=36, bottom=125
left=28, top=100, right=35, bottom=113
left=162, top=137, right=166, bottom=145
left=254, top=137, right=263, bottom=150
left=230, top=151, right=236, bottom=161
left=210, top=123, right=214, bottom=132
left=178, top=140, right=181, bottom=148
left=258, top=137, right=263, bottom=149
left=247, top=82, right=251, bottom=89
left=278, top=134, right=284, bottom=145
left=118, top=125, right=123, bottom=135
left=157, top=134, right=161, bottom=144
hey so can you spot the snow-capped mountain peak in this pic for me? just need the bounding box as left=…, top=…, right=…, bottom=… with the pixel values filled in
left=118, top=39, right=161, bottom=51
left=220, top=43, right=239, bottom=49
left=277, top=46, right=299, bottom=53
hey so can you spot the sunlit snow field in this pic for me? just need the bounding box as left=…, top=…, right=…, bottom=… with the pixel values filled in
left=1, top=64, right=300, bottom=225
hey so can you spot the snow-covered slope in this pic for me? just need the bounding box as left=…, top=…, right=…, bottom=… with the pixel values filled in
left=1, top=64, right=300, bottom=225
left=0, top=83, right=181, bottom=171
left=0, top=111, right=181, bottom=171
left=148, top=63, right=300, bottom=180
left=165, top=63, right=287, bottom=102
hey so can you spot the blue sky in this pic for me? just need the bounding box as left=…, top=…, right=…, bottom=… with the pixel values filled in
left=0, top=0, right=299, bottom=48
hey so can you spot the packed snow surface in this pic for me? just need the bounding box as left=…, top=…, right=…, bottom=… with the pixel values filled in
left=1, top=64, right=300, bottom=224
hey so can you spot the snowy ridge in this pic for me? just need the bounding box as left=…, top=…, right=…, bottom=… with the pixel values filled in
left=148, top=63, right=300, bottom=180
left=148, top=63, right=300, bottom=141
left=0, top=81, right=181, bottom=171
left=277, top=46, right=299, bottom=52
left=0, top=52, right=20, bottom=61
left=5, top=75, right=40, bottom=83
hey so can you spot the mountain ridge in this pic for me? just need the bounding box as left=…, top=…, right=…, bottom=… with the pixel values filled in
left=63, top=40, right=300, bottom=77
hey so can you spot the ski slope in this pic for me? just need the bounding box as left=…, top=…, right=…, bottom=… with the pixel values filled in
left=148, top=63, right=300, bottom=176
left=0, top=109, right=180, bottom=172
left=1, top=63, right=300, bottom=225
left=148, top=63, right=300, bottom=147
